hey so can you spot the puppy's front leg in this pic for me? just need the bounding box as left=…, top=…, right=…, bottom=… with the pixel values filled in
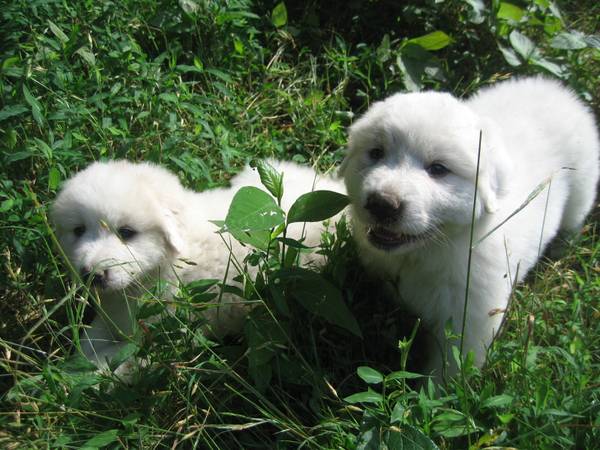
left=80, top=313, right=122, bottom=370
left=80, top=295, right=139, bottom=378
left=425, top=286, right=507, bottom=382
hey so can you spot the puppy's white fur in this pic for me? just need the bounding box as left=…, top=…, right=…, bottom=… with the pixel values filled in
left=52, top=160, right=344, bottom=376
left=343, top=77, right=599, bottom=380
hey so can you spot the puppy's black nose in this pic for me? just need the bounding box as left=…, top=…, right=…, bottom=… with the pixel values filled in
left=80, top=268, right=107, bottom=288
left=365, top=192, right=403, bottom=222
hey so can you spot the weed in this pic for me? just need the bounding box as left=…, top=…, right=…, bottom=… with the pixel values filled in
left=1, top=0, right=598, bottom=448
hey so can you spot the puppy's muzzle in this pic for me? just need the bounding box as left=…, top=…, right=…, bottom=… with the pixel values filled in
left=365, top=192, right=404, bottom=223
left=80, top=267, right=108, bottom=289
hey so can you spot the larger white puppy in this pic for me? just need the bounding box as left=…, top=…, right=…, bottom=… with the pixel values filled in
left=51, top=160, right=344, bottom=376
left=342, top=77, right=599, bottom=380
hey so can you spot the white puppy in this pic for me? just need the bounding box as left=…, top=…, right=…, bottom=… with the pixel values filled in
left=342, top=77, right=599, bottom=380
left=51, top=160, right=344, bottom=376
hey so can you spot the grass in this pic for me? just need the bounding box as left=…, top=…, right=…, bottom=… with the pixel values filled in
left=1, top=0, right=599, bottom=448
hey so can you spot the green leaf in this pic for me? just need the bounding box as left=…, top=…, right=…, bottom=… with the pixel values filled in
left=244, top=309, right=287, bottom=392
left=23, top=85, right=44, bottom=126
left=224, top=186, right=285, bottom=232
left=234, top=37, right=244, bottom=54
left=2, top=56, right=20, bottom=70
left=386, top=370, right=424, bottom=381
left=75, top=46, right=96, bottom=66
left=433, top=423, right=475, bottom=438
left=397, top=43, right=434, bottom=92
left=544, top=15, right=563, bottom=35
left=464, top=0, right=487, bottom=24
left=357, top=411, right=380, bottom=450
left=407, top=31, right=453, bottom=51
left=435, top=410, right=466, bottom=423
left=384, top=426, right=440, bottom=449
left=245, top=310, right=287, bottom=366
left=530, top=56, right=565, bottom=77
left=397, top=54, right=423, bottom=92
left=550, top=31, right=587, bottom=50
left=48, top=167, right=61, bottom=190
left=6, top=375, right=43, bottom=402
left=548, top=1, right=564, bottom=21
left=585, top=35, right=600, bottom=49
left=34, top=138, right=53, bottom=160
left=497, top=2, right=524, bottom=21
left=137, top=302, right=166, bottom=319
left=185, top=279, right=220, bottom=303
left=251, top=160, right=284, bottom=202
left=176, top=64, right=204, bottom=73
left=391, top=402, right=406, bottom=424
left=65, top=371, right=102, bottom=396
left=542, top=408, right=573, bottom=417
left=6, top=128, right=17, bottom=149
left=271, top=2, right=288, bottom=28
left=376, top=34, right=391, bottom=64
left=227, top=227, right=272, bottom=251
left=526, top=345, right=541, bottom=368
left=187, top=291, right=217, bottom=304
left=498, top=44, right=522, bottom=66
left=186, top=279, right=220, bottom=294
left=432, top=411, right=480, bottom=438
left=509, top=30, right=535, bottom=60
left=274, top=237, right=310, bottom=249
left=81, top=429, right=119, bottom=449
left=5, top=151, right=34, bottom=164
left=481, top=394, right=514, bottom=409
left=0, top=199, right=14, bottom=212
left=276, top=268, right=362, bottom=337
left=52, top=436, right=72, bottom=447
left=48, top=20, right=69, bottom=44
left=108, top=343, right=138, bottom=371
left=179, top=0, right=199, bottom=14
left=498, top=413, right=514, bottom=424
left=0, top=104, right=29, bottom=122
left=287, top=190, right=348, bottom=223
left=159, top=93, right=179, bottom=103
left=357, top=366, right=384, bottom=384
left=344, top=388, right=383, bottom=404
left=205, top=68, right=233, bottom=83
left=193, top=56, right=204, bottom=70
left=59, top=355, right=98, bottom=373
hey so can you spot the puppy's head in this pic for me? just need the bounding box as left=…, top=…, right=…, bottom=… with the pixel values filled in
left=51, top=160, right=187, bottom=292
left=341, top=91, right=509, bottom=254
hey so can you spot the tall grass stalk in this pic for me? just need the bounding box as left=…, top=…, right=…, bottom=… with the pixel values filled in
left=460, top=130, right=483, bottom=359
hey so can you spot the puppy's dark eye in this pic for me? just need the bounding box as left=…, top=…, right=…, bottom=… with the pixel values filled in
left=117, top=226, right=137, bottom=240
left=73, top=225, right=86, bottom=238
left=368, top=147, right=385, bottom=161
left=426, top=163, right=450, bottom=178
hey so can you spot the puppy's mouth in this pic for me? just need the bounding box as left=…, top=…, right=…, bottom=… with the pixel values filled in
left=367, top=226, right=426, bottom=250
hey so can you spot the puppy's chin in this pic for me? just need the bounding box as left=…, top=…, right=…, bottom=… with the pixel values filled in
left=365, top=225, right=430, bottom=253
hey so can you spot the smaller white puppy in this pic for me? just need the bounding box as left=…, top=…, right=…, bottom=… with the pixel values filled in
left=51, top=160, right=344, bottom=376
left=342, top=77, right=599, bottom=380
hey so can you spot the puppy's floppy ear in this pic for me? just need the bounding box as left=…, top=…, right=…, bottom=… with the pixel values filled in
left=161, top=208, right=185, bottom=254
left=478, top=176, right=499, bottom=213
left=339, top=119, right=364, bottom=177
left=338, top=149, right=352, bottom=177
left=139, top=163, right=189, bottom=254
left=477, top=118, right=512, bottom=214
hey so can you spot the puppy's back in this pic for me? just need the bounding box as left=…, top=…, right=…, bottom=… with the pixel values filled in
left=467, top=78, right=599, bottom=161
left=468, top=77, right=599, bottom=234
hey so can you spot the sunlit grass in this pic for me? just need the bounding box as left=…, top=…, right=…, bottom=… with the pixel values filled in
left=1, top=0, right=598, bottom=448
